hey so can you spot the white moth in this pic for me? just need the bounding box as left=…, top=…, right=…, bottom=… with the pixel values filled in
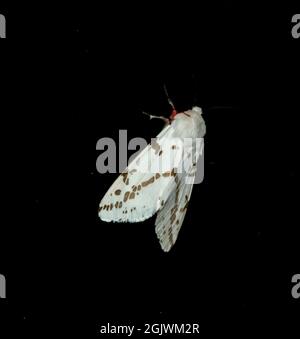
left=98, top=106, right=206, bottom=252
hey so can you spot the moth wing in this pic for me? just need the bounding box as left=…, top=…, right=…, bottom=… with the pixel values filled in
left=155, top=139, right=202, bottom=252
left=98, top=124, right=183, bottom=223
left=155, top=179, right=194, bottom=252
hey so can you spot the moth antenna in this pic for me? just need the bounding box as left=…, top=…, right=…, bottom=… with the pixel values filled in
left=163, top=84, right=175, bottom=110
left=163, top=84, right=177, bottom=120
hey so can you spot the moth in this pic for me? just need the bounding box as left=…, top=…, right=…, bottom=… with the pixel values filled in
left=98, top=99, right=206, bottom=252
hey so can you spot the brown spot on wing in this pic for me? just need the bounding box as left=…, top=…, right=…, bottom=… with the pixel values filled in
left=121, top=172, right=128, bottom=184
left=129, top=192, right=135, bottom=199
left=115, top=189, right=121, bottom=195
left=180, top=200, right=189, bottom=212
left=155, top=173, right=160, bottom=179
left=123, top=191, right=130, bottom=202
left=171, top=205, right=178, bottom=214
left=170, top=213, right=176, bottom=224
left=159, top=150, right=163, bottom=156
left=141, top=176, right=155, bottom=187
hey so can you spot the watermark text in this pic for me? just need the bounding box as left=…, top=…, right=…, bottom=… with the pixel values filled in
left=291, top=273, right=300, bottom=299
left=0, top=274, right=6, bottom=298
left=0, top=14, right=6, bottom=38
left=291, top=14, right=300, bottom=39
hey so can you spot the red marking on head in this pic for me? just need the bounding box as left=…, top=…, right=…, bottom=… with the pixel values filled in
left=170, top=109, right=177, bottom=120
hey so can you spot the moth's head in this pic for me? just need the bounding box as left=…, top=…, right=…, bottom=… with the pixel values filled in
left=192, top=106, right=202, bottom=115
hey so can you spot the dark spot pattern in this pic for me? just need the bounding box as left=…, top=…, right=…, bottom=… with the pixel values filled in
left=115, top=189, right=121, bottom=195
left=142, top=176, right=155, bottom=187
left=123, top=191, right=130, bottom=202
left=121, top=172, right=128, bottom=184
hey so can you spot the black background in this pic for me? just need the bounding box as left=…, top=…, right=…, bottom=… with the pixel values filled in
left=0, top=1, right=299, bottom=337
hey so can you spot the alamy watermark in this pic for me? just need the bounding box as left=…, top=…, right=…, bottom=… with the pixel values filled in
left=96, top=130, right=204, bottom=184
left=0, top=14, right=6, bottom=38
left=0, top=274, right=6, bottom=298
left=291, top=274, right=300, bottom=299
left=291, top=14, right=300, bottom=39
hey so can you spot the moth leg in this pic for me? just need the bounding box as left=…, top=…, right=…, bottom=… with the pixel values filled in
left=142, top=111, right=170, bottom=124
